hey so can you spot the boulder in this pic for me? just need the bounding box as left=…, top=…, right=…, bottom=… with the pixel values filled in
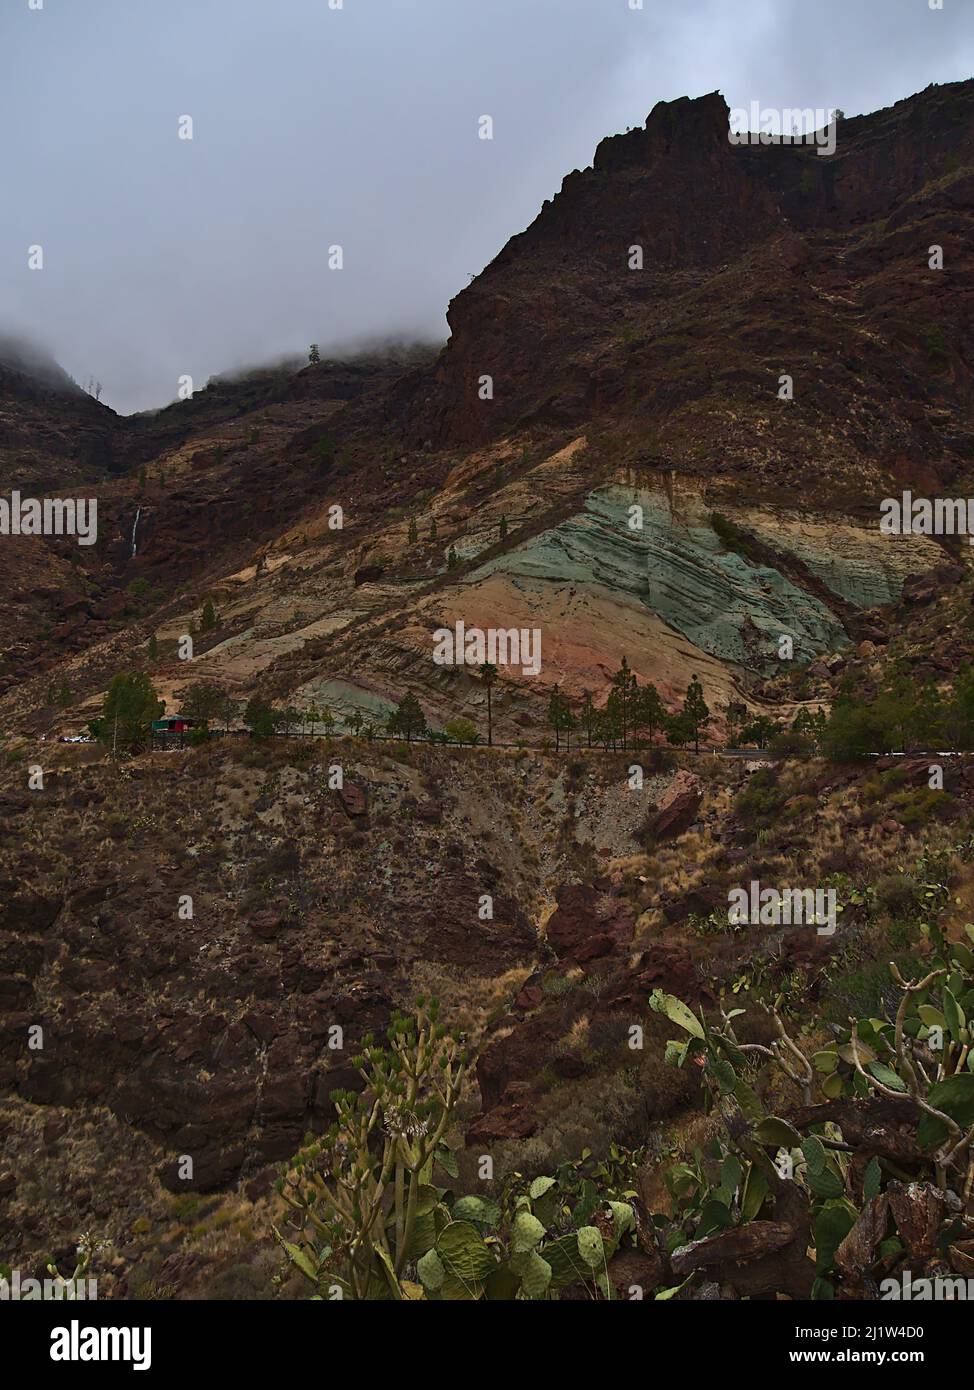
left=337, top=780, right=368, bottom=818
left=546, top=883, right=634, bottom=962
left=649, top=771, right=702, bottom=841
left=901, top=573, right=938, bottom=605
left=635, top=943, right=700, bottom=1001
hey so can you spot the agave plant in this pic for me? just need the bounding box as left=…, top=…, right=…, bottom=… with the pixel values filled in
left=275, top=1001, right=644, bottom=1300
left=275, top=998, right=468, bottom=1300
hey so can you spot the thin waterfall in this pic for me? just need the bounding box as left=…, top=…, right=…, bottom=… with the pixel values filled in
left=130, top=506, right=142, bottom=557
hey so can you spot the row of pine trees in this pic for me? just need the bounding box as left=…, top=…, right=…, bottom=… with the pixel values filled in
left=84, top=658, right=711, bottom=755
left=546, top=657, right=710, bottom=753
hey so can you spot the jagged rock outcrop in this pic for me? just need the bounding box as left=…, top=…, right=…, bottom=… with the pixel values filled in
left=648, top=771, right=703, bottom=841
left=396, top=82, right=974, bottom=475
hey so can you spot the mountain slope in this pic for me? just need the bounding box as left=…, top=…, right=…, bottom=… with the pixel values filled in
left=4, top=76, right=974, bottom=1301
left=3, top=80, right=973, bottom=740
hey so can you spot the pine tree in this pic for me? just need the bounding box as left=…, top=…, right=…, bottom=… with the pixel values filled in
left=682, top=674, right=711, bottom=754
left=633, top=682, right=665, bottom=746
left=309, top=344, right=321, bottom=364
left=96, top=672, right=164, bottom=754
left=181, top=681, right=225, bottom=726
left=245, top=695, right=280, bottom=740
left=390, top=693, right=427, bottom=743
left=499, top=515, right=508, bottom=540
left=725, top=701, right=748, bottom=748
left=603, top=689, right=624, bottom=749
left=429, top=517, right=438, bottom=543
left=147, top=634, right=158, bottom=660
left=547, top=684, right=571, bottom=752
left=479, top=662, right=497, bottom=746
left=407, top=517, right=418, bottom=545
left=580, top=691, right=597, bottom=748
left=611, top=655, right=638, bottom=749
left=200, top=598, right=218, bottom=633
left=221, top=694, right=239, bottom=734
left=665, top=710, right=694, bottom=748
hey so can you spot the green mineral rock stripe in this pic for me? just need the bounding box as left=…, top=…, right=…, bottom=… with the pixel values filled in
left=468, top=484, right=848, bottom=674
left=298, top=678, right=396, bottom=723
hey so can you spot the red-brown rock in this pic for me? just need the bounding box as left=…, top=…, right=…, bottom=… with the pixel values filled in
left=649, top=771, right=702, bottom=842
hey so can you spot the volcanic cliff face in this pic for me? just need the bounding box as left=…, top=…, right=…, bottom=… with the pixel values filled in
left=393, top=84, right=974, bottom=489
left=2, top=78, right=974, bottom=1301
left=2, top=80, right=972, bottom=751
left=4, top=82, right=974, bottom=742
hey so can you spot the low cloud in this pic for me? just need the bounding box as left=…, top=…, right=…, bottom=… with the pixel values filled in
left=0, top=0, right=969, bottom=414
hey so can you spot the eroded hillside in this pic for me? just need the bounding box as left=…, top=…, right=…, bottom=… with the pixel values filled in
left=3, top=81, right=974, bottom=740
left=3, top=737, right=972, bottom=1297
left=4, top=76, right=974, bottom=1305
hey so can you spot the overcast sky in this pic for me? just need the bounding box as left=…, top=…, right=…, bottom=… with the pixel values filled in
left=1, top=0, right=970, bottom=414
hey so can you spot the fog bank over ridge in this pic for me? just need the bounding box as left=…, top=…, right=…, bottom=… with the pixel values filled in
left=0, top=0, right=970, bottom=413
